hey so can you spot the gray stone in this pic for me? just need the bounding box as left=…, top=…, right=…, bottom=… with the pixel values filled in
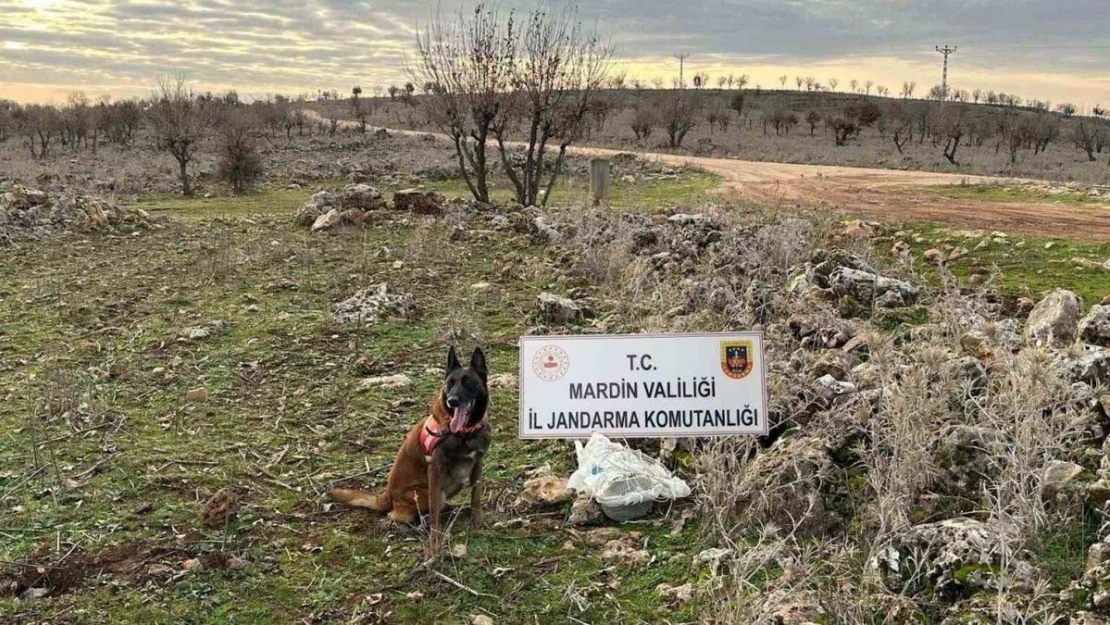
left=873, top=518, right=1036, bottom=597
left=829, top=267, right=918, bottom=307
left=1024, top=289, right=1083, bottom=347
left=311, top=209, right=341, bottom=232
left=333, top=284, right=415, bottom=324
left=537, top=292, right=582, bottom=324
left=1079, top=305, right=1110, bottom=347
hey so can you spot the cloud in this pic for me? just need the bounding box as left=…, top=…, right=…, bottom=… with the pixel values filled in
left=1, top=0, right=1106, bottom=105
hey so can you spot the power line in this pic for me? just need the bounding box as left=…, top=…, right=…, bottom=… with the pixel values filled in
left=935, top=44, right=957, bottom=100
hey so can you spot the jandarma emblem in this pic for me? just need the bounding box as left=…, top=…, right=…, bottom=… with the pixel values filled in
left=720, top=341, right=754, bottom=379
left=532, top=345, right=570, bottom=381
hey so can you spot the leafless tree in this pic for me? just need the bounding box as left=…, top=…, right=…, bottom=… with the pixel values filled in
left=864, top=80, right=873, bottom=95
left=216, top=106, right=264, bottom=193
left=413, top=4, right=515, bottom=203
left=937, top=106, right=964, bottom=164
left=414, top=3, right=611, bottom=206
left=662, top=89, right=697, bottom=147
left=735, top=74, right=749, bottom=90
left=850, top=79, right=858, bottom=94
left=805, top=110, right=821, bottom=135
left=803, top=76, right=816, bottom=92
left=1056, top=103, right=1077, bottom=118
left=148, top=74, right=212, bottom=196
left=779, top=75, right=788, bottom=88
left=630, top=106, right=655, bottom=140
left=901, top=81, right=915, bottom=99
left=729, top=91, right=746, bottom=118
left=887, top=103, right=913, bottom=154
left=706, top=102, right=730, bottom=134
left=828, top=78, right=839, bottom=92
left=1071, top=118, right=1107, bottom=162
left=971, top=88, right=982, bottom=104
left=717, top=75, right=727, bottom=90
left=795, top=76, right=804, bottom=90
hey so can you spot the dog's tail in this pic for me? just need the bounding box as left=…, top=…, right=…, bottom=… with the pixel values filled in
left=330, top=488, right=390, bottom=511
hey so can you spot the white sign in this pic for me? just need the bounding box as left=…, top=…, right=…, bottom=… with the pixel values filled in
left=518, top=332, right=767, bottom=439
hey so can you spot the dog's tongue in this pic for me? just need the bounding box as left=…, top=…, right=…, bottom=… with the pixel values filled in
left=450, top=403, right=471, bottom=433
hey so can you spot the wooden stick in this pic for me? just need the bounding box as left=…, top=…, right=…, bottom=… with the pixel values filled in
left=428, top=568, right=497, bottom=599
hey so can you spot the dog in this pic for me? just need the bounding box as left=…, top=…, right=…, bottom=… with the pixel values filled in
left=331, top=346, right=491, bottom=553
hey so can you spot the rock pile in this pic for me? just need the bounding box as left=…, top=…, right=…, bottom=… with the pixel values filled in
left=294, top=184, right=386, bottom=232
left=332, top=283, right=414, bottom=325
left=1, top=184, right=152, bottom=244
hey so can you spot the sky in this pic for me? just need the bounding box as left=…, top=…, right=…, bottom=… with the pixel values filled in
left=1, top=0, right=1108, bottom=110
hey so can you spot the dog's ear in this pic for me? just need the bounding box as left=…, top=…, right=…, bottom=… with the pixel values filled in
left=469, top=347, right=488, bottom=382
left=446, top=346, right=462, bottom=377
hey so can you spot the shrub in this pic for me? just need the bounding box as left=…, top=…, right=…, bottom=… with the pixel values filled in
left=216, top=108, right=264, bottom=193
left=630, top=107, right=656, bottom=141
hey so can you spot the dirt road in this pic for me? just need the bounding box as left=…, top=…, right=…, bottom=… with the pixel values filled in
left=571, top=144, right=1110, bottom=240
left=317, top=112, right=1110, bottom=240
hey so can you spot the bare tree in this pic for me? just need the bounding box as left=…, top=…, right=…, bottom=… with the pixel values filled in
left=1056, top=103, right=1077, bottom=118
left=735, top=74, right=749, bottom=90
left=413, top=5, right=514, bottom=203
left=216, top=106, right=264, bottom=193
left=804, top=76, right=816, bottom=92
left=850, top=79, right=858, bottom=94
left=805, top=110, right=821, bottom=135
left=729, top=91, right=746, bottom=118
left=662, top=89, right=697, bottom=147
left=901, top=81, right=915, bottom=99
left=828, top=78, right=839, bottom=92
left=887, top=103, right=913, bottom=154
left=415, top=3, right=611, bottom=206
left=779, top=75, right=788, bottom=88
left=937, top=106, right=964, bottom=164
left=795, top=76, right=804, bottom=91
left=1071, top=118, right=1106, bottom=162
left=864, top=80, right=873, bottom=95
left=630, top=107, right=655, bottom=140
left=971, top=88, right=982, bottom=104
left=148, top=75, right=211, bottom=196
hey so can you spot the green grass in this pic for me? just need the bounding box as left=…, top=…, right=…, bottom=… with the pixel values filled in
left=916, top=183, right=1106, bottom=205
left=409, top=170, right=721, bottom=212
left=873, top=224, right=1110, bottom=304
left=0, top=187, right=704, bottom=624
left=129, top=166, right=720, bottom=221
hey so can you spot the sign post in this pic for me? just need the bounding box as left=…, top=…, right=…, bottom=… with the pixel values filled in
left=518, top=332, right=767, bottom=439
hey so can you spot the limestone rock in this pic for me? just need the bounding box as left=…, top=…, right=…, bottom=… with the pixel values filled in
left=537, top=292, right=583, bottom=324
left=873, top=518, right=1037, bottom=597
left=333, top=284, right=415, bottom=325
left=1079, top=305, right=1110, bottom=347
left=392, top=189, right=445, bottom=216
left=514, top=475, right=571, bottom=510
left=1024, top=289, right=1083, bottom=347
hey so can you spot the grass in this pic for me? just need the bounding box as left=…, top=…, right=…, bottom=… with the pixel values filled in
left=0, top=183, right=707, bottom=624
left=915, top=183, right=1107, bottom=205
left=129, top=166, right=720, bottom=221
left=872, top=223, right=1110, bottom=304
left=411, top=170, right=721, bottom=212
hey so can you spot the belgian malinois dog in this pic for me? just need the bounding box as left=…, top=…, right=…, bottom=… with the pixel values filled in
left=331, top=346, right=491, bottom=553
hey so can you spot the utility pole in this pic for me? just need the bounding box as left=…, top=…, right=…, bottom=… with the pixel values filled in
left=673, top=53, right=690, bottom=86
left=935, top=45, right=957, bottom=101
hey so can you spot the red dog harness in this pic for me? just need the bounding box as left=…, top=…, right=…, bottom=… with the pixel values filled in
left=418, top=415, right=483, bottom=456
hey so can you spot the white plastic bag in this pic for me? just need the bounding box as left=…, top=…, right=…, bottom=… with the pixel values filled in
left=566, top=433, right=691, bottom=509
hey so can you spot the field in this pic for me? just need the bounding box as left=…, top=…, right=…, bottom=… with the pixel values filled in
left=5, top=91, right=1110, bottom=625
left=344, top=89, right=1110, bottom=186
